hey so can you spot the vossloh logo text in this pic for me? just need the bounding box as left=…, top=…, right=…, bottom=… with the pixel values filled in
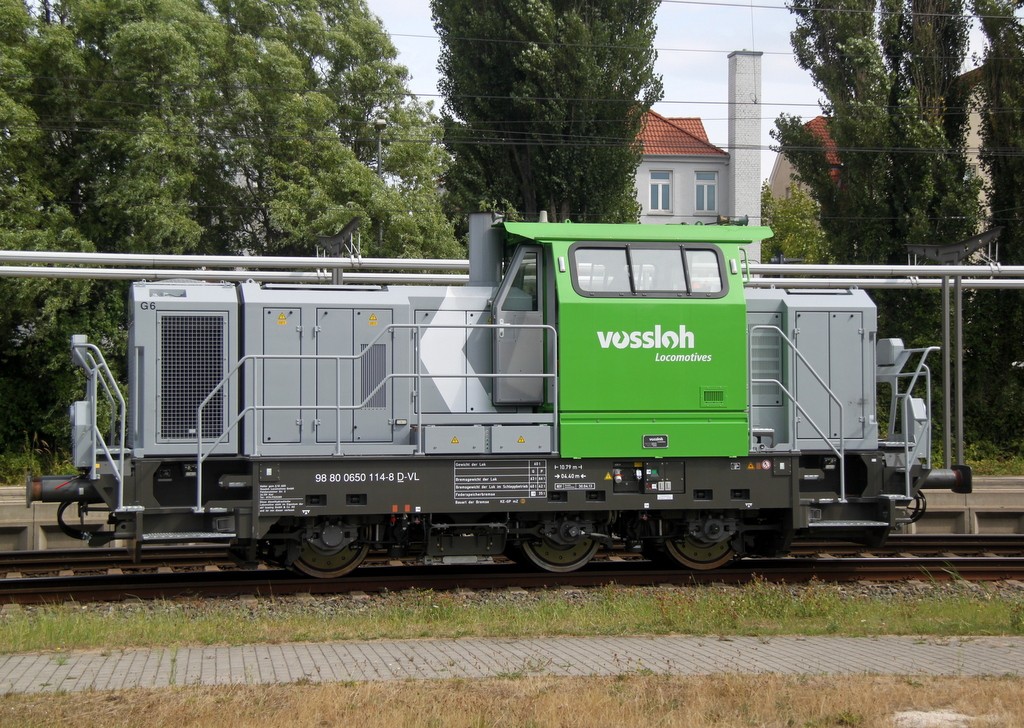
left=596, top=325, right=712, bottom=362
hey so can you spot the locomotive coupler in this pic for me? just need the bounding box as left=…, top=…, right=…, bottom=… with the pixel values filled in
left=919, top=464, right=972, bottom=494
left=26, top=474, right=103, bottom=506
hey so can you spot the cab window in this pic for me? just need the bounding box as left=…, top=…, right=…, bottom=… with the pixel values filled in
left=574, top=248, right=631, bottom=294
left=686, top=249, right=723, bottom=293
left=569, top=243, right=726, bottom=298
left=502, top=251, right=539, bottom=311
left=631, top=248, right=687, bottom=292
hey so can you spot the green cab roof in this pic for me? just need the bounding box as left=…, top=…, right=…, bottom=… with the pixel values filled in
left=503, top=221, right=773, bottom=245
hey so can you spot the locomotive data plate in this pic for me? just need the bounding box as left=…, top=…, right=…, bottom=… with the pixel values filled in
left=643, top=435, right=669, bottom=449
left=258, top=482, right=303, bottom=514
left=453, top=460, right=548, bottom=505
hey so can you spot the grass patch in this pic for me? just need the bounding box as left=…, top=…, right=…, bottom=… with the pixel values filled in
left=960, top=444, right=1024, bottom=476
left=0, top=435, right=74, bottom=485
left=1, top=674, right=1022, bottom=728
left=2, top=579, right=1023, bottom=653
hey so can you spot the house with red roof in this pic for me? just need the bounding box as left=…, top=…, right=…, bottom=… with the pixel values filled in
left=637, top=110, right=729, bottom=224
left=636, top=51, right=763, bottom=246
left=767, top=115, right=842, bottom=198
left=769, top=85, right=986, bottom=222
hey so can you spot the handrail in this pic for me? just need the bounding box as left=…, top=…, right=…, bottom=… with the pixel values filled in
left=739, top=247, right=751, bottom=284
left=391, top=322, right=558, bottom=451
left=194, top=321, right=558, bottom=513
left=70, top=336, right=127, bottom=510
left=748, top=324, right=846, bottom=501
left=883, top=347, right=939, bottom=497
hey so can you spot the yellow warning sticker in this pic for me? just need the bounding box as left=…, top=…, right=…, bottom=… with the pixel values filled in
left=604, top=472, right=613, bottom=480
left=276, top=313, right=287, bottom=325
left=368, top=313, right=378, bottom=326
left=517, top=436, right=526, bottom=444
left=451, top=436, right=460, bottom=444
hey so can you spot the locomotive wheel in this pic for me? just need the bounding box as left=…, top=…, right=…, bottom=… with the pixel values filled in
left=519, top=537, right=599, bottom=573
left=292, top=542, right=369, bottom=578
left=663, top=536, right=735, bottom=571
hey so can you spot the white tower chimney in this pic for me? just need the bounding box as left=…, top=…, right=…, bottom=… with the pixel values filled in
left=728, top=50, right=763, bottom=262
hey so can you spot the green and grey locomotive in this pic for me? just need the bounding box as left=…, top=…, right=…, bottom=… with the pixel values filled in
left=29, top=214, right=971, bottom=576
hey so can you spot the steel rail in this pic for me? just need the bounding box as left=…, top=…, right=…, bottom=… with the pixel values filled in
left=3, top=557, right=1024, bottom=604
left=2, top=535, right=1022, bottom=576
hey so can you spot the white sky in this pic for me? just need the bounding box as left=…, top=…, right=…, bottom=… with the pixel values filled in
left=366, top=0, right=989, bottom=183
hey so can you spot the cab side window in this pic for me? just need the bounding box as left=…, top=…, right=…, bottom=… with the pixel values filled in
left=503, top=252, right=539, bottom=311
left=574, top=248, right=631, bottom=294
left=631, top=248, right=687, bottom=292
left=570, top=243, right=726, bottom=298
left=686, top=249, right=723, bottom=293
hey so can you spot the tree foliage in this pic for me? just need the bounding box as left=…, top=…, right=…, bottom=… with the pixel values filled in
left=431, top=0, right=662, bottom=223
left=760, top=182, right=830, bottom=264
left=963, top=0, right=1024, bottom=450
left=0, top=0, right=457, bottom=454
left=775, top=0, right=981, bottom=269
left=772, top=0, right=989, bottom=456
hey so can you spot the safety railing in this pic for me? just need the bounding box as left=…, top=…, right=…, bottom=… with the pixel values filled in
left=880, top=346, right=939, bottom=497
left=194, top=321, right=558, bottom=513
left=748, top=325, right=847, bottom=501
left=70, top=335, right=128, bottom=510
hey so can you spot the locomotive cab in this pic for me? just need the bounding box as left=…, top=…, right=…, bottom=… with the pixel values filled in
left=497, top=222, right=757, bottom=460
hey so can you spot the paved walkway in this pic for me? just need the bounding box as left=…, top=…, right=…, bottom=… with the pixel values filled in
left=1, top=635, right=1022, bottom=693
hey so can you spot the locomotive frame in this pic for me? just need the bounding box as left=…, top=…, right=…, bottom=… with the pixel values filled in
left=30, top=214, right=971, bottom=576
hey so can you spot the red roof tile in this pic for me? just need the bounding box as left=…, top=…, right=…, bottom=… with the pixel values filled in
left=665, top=117, right=710, bottom=142
left=640, top=110, right=726, bottom=157
left=806, top=116, right=840, bottom=167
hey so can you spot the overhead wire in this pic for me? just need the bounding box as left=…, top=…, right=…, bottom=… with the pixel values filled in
left=4, top=3, right=1023, bottom=226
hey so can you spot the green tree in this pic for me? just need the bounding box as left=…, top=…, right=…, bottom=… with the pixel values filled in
left=431, top=0, right=662, bottom=223
left=963, top=0, right=1024, bottom=450
left=0, top=0, right=116, bottom=450
left=775, top=0, right=980, bottom=267
left=760, top=182, right=830, bottom=264
left=773, top=0, right=981, bottom=357
left=0, top=0, right=458, bottom=459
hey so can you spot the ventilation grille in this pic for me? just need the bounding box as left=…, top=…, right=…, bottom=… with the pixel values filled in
left=360, top=343, right=387, bottom=409
left=751, top=328, right=783, bottom=405
left=701, top=387, right=726, bottom=408
left=159, top=315, right=225, bottom=440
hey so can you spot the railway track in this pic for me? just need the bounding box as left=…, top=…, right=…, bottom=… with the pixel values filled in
left=3, top=534, right=1022, bottom=576
left=2, top=535, right=1024, bottom=604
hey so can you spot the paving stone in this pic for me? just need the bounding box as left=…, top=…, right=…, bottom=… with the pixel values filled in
left=0, top=635, right=1022, bottom=693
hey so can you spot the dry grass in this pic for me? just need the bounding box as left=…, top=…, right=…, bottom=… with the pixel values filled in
left=1, top=674, right=1022, bottom=728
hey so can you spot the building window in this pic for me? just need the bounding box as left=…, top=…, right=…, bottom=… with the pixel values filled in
left=649, top=171, right=671, bottom=212
left=695, top=171, right=717, bottom=212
